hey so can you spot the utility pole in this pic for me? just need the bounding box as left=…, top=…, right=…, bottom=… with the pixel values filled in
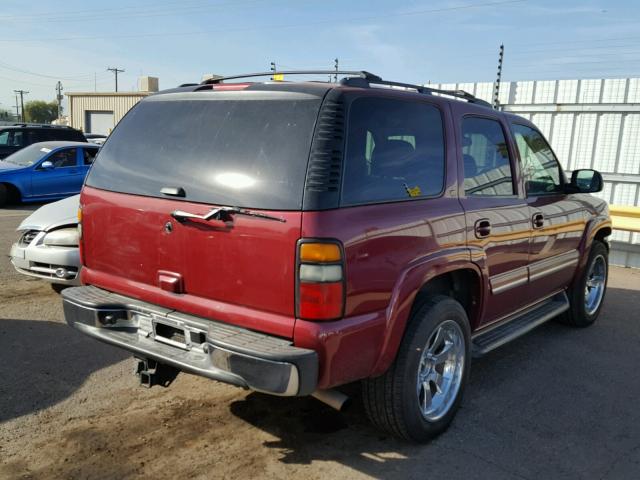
left=270, top=61, right=276, bottom=80
left=107, top=66, right=125, bottom=92
left=14, top=90, right=28, bottom=122
left=493, top=44, right=504, bottom=110
left=334, top=58, right=339, bottom=83
left=14, top=94, right=19, bottom=120
left=55, top=81, right=64, bottom=119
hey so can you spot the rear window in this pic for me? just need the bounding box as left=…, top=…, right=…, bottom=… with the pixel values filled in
left=341, top=97, right=445, bottom=205
left=86, top=91, right=322, bottom=210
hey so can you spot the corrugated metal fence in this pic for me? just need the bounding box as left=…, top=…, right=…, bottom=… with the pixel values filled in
left=427, top=78, right=640, bottom=268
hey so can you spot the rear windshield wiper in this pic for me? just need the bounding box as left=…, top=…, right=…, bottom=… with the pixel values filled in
left=171, top=206, right=286, bottom=223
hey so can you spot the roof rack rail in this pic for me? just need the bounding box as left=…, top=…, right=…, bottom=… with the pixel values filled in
left=198, top=69, right=491, bottom=108
left=201, top=70, right=382, bottom=85
left=340, top=76, right=492, bottom=108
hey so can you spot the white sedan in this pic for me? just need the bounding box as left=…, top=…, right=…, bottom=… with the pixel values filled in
left=10, top=194, right=80, bottom=291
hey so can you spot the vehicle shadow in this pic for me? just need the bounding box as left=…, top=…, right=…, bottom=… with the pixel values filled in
left=0, top=318, right=128, bottom=423
left=228, top=285, right=640, bottom=479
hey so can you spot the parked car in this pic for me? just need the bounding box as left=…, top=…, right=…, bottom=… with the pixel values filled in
left=0, top=124, right=87, bottom=159
left=62, top=71, right=611, bottom=442
left=10, top=194, right=80, bottom=291
left=0, top=141, right=99, bottom=207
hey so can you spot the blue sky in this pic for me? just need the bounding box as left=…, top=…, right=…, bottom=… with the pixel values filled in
left=1, top=0, right=640, bottom=110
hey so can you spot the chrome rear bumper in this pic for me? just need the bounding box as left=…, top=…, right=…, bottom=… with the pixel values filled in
left=62, top=286, right=318, bottom=396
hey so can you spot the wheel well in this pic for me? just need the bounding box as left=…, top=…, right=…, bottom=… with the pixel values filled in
left=0, top=182, right=21, bottom=203
left=594, top=227, right=612, bottom=250
left=411, top=269, right=481, bottom=330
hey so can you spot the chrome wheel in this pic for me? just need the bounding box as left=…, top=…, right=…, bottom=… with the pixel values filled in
left=416, top=319, right=465, bottom=421
left=585, top=254, right=607, bottom=315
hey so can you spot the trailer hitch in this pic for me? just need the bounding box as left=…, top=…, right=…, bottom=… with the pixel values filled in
left=135, top=357, right=179, bottom=388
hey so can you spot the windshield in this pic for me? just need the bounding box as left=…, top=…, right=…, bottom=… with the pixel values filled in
left=3, top=143, right=50, bottom=166
left=86, top=90, right=322, bottom=210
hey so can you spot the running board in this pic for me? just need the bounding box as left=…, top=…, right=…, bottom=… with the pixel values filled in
left=472, top=292, right=569, bottom=357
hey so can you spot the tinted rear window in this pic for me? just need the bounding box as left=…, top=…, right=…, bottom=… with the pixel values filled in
left=86, top=91, right=322, bottom=210
left=341, top=97, right=445, bottom=206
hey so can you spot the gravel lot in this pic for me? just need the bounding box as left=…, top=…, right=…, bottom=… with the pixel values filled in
left=1, top=204, right=639, bottom=480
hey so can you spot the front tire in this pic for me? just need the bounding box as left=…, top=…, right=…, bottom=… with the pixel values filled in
left=563, top=241, right=608, bottom=327
left=362, top=295, right=471, bottom=442
left=0, top=184, right=7, bottom=207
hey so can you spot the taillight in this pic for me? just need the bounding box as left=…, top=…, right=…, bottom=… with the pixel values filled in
left=77, top=204, right=85, bottom=265
left=296, top=241, right=345, bottom=321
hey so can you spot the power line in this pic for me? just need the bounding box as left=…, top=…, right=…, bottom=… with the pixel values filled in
left=0, top=0, right=213, bottom=20
left=107, top=67, right=125, bottom=92
left=0, top=0, right=526, bottom=43
left=2, top=0, right=271, bottom=24
left=0, top=60, right=107, bottom=81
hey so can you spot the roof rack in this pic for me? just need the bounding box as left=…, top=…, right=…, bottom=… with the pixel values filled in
left=201, top=70, right=382, bottom=85
left=340, top=76, right=492, bottom=108
left=199, top=69, right=492, bottom=108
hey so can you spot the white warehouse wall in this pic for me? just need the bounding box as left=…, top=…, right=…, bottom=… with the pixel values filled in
left=427, top=78, right=640, bottom=268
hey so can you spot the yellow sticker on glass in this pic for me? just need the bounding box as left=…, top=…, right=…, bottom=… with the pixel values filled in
left=405, top=185, right=422, bottom=197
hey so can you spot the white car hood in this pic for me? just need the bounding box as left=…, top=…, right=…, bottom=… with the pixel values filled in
left=17, top=194, right=80, bottom=232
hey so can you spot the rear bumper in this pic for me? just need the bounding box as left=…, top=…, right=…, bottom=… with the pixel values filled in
left=62, top=286, right=318, bottom=396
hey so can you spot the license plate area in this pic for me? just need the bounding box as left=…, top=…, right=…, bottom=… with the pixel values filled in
left=151, top=316, right=206, bottom=351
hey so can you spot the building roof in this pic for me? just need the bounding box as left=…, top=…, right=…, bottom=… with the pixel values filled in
left=66, top=91, right=152, bottom=97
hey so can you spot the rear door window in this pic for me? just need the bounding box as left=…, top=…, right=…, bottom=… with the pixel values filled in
left=86, top=91, right=322, bottom=210
left=462, top=117, right=515, bottom=196
left=342, top=97, right=445, bottom=205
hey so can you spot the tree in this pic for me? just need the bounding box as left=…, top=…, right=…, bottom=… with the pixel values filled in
left=24, top=100, right=58, bottom=124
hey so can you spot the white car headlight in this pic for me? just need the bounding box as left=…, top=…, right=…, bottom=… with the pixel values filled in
left=43, top=228, right=79, bottom=247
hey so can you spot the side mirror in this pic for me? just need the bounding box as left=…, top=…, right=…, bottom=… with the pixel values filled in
left=569, top=169, right=603, bottom=193
left=40, top=160, right=54, bottom=170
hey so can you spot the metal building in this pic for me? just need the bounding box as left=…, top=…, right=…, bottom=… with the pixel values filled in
left=66, top=76, right=159, bottom=135
left=427, top=78, right=640, bottom=267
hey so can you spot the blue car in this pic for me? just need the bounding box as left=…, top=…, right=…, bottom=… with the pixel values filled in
left=0, top=141, right=99, bottom=207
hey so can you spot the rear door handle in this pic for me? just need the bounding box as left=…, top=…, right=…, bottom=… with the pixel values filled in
left=474, top=219, right=492, bottom=238
left=532, top=212, right=544, bottom=229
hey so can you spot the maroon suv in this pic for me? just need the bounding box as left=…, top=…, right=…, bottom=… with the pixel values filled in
left=62, top=71, right=611, bottom=442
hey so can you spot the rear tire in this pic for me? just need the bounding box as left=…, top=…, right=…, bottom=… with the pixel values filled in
left=362, top=295, right=471, bottom=442
left=562, top=241, right=608, bottom=327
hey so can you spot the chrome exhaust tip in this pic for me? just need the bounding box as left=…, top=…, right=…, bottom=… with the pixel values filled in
left=311, top=389, right=351, bottom=411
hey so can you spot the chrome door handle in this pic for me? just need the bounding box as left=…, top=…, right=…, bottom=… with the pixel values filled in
left=532, top=213, right=544, bottom=229
left=474, top=219, right=492, bottom=238
left=171, top=208, right=227, bottom=222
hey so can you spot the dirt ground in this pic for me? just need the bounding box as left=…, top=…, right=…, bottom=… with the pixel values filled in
left=1, top=204, right=639, bottom=480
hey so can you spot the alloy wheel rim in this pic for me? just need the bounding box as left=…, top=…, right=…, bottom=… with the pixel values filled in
left=416, top=319, right=465, bottom=422
left=585, top=254, right=607, bottom=315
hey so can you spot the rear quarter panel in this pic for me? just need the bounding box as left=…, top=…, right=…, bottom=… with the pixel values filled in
left=296, top=196, right=474, bottom=387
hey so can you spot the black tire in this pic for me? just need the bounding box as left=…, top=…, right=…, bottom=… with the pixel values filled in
left=51, top=283, right=68, bottom=294
left=362, top=295, right=471, bottom=442
left=562, top=241, right=609, bottom=327
left=0, top=184, right=7, bottom=207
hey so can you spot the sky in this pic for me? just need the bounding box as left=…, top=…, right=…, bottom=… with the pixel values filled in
left=1, top=0, right=640, bottom=112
